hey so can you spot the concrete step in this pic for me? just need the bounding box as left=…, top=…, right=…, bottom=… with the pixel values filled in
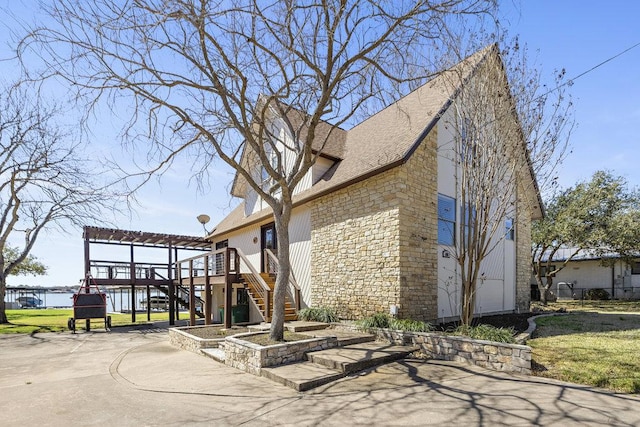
left=299, top=328, right=375, bottom=346
left=248, top=321, right=329, bottom=332
left=307, top=342, right=417, bottom=374
left=261, top=361, right=344, bottom=392
left=200, top=348, right=225, bottom=363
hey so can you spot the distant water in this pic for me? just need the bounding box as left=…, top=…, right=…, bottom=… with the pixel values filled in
left=5, top=288, right=171, bottom=313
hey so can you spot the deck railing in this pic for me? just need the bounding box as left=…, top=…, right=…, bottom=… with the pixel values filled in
left=235, top=248, right=272, bottom=321
left=89, top=260, right=172, bottom=282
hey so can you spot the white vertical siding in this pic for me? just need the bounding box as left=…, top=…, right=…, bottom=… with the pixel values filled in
left=436, top=108, right=517, bottom=319
left=289, top=206, right=312, bottom=307
left=219, top=206, right=312, bottom=308
left=437, top=110, right=462, bottom=319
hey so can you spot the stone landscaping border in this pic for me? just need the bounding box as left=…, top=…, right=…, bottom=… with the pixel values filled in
left=168, top=325, right=226, bottom=354
left=334, top=324, right=531, bottom=374
left=224, top=332, right=338, bottom=375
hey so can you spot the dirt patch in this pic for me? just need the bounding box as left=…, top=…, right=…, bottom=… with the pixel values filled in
left=240, top=331, right=312, bottom=346
left=181, top=326, right=249, bottom=339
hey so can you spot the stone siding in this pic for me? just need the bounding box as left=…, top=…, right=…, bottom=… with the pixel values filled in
left=310, top=168, right=403, bottom=319
left=515, top=196, right=532, bottom=313
left=398, top=129, right=439, bottom=321
left=224, top=333, right=338, bottom=376
left=168, top=326, right=224, bottom=353
left=335, top=324, right=530, bottom=374
left=310, top=129, right=439, bottom=321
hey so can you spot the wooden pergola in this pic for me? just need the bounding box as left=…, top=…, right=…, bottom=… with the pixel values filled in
left=83, top=226, right=212, bottom=326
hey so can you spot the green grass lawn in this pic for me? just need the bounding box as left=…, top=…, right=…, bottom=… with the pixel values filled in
left=529, top=302, right=640, bottom=394
left=0, top=309, right=173, bottom=334
left=542, top=299, right=640, bottom=313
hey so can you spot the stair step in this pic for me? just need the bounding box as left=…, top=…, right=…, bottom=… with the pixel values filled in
left=285, top=322, right=330, bottom=332
left=298, top=329, right=376, bottom=346
left=307, top=342, right=417, bottom=374
left=260, top=362, right=344, bottom=392
left=200, top=348, right=225, bottom=363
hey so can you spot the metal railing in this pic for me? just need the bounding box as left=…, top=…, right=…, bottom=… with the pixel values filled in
left=89, top=261, right=170, bottom=281
left=174, top=247, right=238, bottom=282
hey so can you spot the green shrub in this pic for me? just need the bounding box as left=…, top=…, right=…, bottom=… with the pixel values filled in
left=297, top=307, right=339, bottom=323
left=585, top=288, right=610, bottom=301
left=452, top=324, right=516, bottom=343
left=357, top=313, right=433, bottom=332
left=356, top=313, right=390, bottom=329
left=389, top=318, right=433, bottom=332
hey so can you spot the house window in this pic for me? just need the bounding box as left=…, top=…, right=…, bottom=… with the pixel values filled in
left=505, top=217, right=515, bottom=240
left=260, top=146, right=279, bottom=192
left=214, top=240, right=228, bottom=274
left=631, top=262, right=640, bottom=275
left=438, top=194, right=456, bottom=246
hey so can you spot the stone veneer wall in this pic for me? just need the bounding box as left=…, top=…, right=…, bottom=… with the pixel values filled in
left=168, top=327, right=224, bottom=353
left=310, top=129, right=440, bottom=321
left=310, top=168, right=403, bottom=319
left=333, top=324, right=531, bottom=374
left=515, top=193, right=533, bottom=313
left=224, top=333, right=338, bottom=375
left=397, top=128, right=439, bottom=321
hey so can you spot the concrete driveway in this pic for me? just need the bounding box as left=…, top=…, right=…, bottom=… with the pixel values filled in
left=1, top=324, right=639, bottom=426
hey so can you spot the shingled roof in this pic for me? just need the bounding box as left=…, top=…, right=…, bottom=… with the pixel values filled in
left=212, top=45, right=541, bottom=237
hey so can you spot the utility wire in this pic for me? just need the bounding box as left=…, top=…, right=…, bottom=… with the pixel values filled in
left=543, top=40, right=640, bottom=97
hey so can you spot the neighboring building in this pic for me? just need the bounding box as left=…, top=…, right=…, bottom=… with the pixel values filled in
left=210, top=45, right=542, bottom=324
left=532, top=248, right=640, bottom=300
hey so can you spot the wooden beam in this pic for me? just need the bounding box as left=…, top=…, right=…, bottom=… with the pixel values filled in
left=224, top=248, right=232, bottom=328
left=204, top=255, right=211, bottom=325
left=189, top=259, right=196, bottom=326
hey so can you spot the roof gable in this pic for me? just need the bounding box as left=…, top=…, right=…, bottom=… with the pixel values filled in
left=213, top=45, right=542, bottom=237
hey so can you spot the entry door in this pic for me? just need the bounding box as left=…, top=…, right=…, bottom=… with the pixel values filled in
left=261, top=223, right=277, bottom=272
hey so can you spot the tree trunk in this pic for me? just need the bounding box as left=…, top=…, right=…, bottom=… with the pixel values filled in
left=0, top=276, right=8, bottom=324
left=269, top=205, right=292, bottom=341
left=535, top=273, right=548, bottom=305
left=460, top=278, right=476, bottom=326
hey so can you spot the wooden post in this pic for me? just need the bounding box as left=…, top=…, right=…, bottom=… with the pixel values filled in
left=175, top=248, right=180, bottom=321
left=83, top=231, right=91, bottom=331
left=189, top=259, right=196, bottom=326
left=224, top=248, right=232, bottom=328
left=146, top=285, right=151, bottom=321
left=204, top=255, right=211, bottom=325
left=168, top=244, right=175, bottom=326
left=130, top=243, right=136, bottom=323
left=130, top=283, right=136, bottom=322
left=83, top=229, right=90, bottom=278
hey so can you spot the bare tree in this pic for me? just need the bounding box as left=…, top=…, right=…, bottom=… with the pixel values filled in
left=438, top=40, right=572, bottom=325
left=19, top=0, right=497, bottom=340
left=0, top=84, right=119, bottom=324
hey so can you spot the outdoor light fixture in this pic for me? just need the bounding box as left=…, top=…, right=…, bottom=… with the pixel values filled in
left=197, top=214, right=211, bottom=235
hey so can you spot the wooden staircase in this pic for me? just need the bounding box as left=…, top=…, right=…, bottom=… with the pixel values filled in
left=242, top=273, right=298, bottom=322
left=152, top=283, right=205, bottom=318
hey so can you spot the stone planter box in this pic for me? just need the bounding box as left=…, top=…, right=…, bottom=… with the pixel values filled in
left=225, top=332, right=338, bottom=375
left=334, top=324, right=531, bottom=375
left=168, top=325, right=228, bottom=354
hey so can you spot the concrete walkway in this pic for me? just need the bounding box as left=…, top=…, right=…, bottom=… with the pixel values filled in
left=1, top=325, right=640, bottom=426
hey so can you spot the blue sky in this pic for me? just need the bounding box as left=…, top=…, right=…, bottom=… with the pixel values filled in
left=2, top=1, right=640, bottom=287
